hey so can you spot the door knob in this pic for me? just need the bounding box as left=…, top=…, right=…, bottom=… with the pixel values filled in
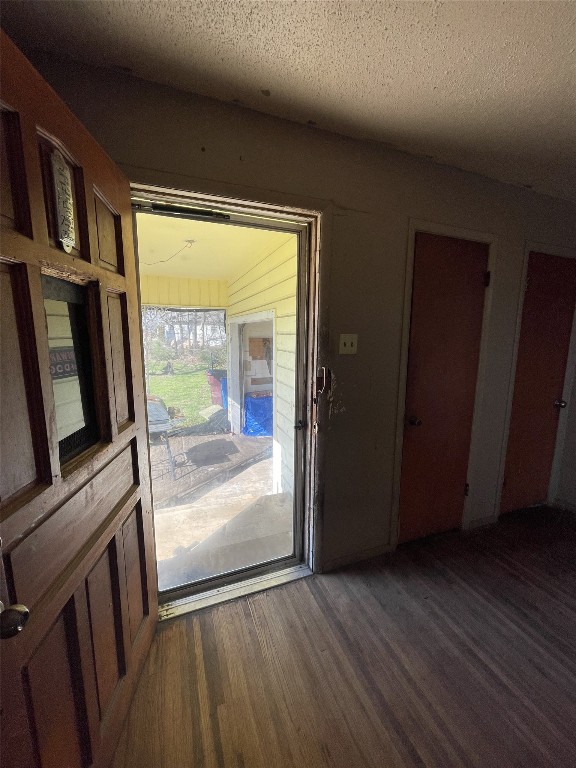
left=0, top=602, right=30, bottom=639
left=554, top=400, right=567, bottom=409
left=408, top=417, right=423, bottom=427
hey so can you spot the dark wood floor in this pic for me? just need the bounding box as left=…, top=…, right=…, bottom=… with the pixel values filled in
left=112, top=508, right=576, bottom=768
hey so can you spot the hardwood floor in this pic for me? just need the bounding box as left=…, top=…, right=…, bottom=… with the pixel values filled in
left=112, top=508, right=576, bottom=768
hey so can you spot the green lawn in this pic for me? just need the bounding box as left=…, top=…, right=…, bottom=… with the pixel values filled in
left=146, top=371, right=213, bottom=426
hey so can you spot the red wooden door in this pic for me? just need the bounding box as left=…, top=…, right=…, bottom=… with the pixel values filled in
left=501, top=252, right=576, bottom=513
left=0, top=33, right=157, bottom=768
left=399, top=232, right=489, bottom=543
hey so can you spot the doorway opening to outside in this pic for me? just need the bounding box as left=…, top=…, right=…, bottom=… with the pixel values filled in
left=133, top=187, right=318, bottom=602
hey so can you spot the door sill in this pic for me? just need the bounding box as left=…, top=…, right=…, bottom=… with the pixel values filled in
left=158, top=564, right=312, bottom=621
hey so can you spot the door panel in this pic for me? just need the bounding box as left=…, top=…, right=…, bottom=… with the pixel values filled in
left=86, top=548, right=123, bottom=717
left=501, top=252, right=576, bottom=513
left=0, top=32, right=157, bottom=768
left=26, top=606, right=88, bottom=768
left=0, top=264, right=37, bottom=499
left=399, top=232, right=489, bottom=543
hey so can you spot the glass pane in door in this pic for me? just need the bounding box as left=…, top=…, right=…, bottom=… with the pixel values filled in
left=136, top=210, right=300, bottom=593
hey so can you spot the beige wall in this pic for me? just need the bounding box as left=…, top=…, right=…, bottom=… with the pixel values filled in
left=34, top=56, right=576, bottom=568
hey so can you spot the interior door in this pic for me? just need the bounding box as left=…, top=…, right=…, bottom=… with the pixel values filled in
left=501, top=251, right=576, bottom=513
left=0, top=32, right=157, bottom=768
left=399, top=232, right=489, bottom=543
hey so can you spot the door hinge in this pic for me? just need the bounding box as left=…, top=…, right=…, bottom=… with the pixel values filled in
left=464, top=483, right=470, bottom=497
left=484, top=271, right=491, bottom=287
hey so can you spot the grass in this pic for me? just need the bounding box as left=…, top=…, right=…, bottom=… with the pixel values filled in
left=146, top=371, right=213, bottom=426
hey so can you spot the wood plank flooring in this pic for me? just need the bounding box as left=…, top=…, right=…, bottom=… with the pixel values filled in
left=112, top=508, right=576, bottom=768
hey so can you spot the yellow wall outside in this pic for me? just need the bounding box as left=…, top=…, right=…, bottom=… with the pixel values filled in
left=227, top=236, right=298, bottom=494
left=140, top=274, right=228, bottom=308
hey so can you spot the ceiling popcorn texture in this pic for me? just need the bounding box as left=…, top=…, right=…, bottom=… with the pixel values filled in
left=2, top=1, right=575, bottom=201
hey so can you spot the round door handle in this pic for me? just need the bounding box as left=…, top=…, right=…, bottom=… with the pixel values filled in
left=408, top=417, right=423, bottom=427
left=0, top=603, right=30, bottom=639
left=554, top=400, right=567, bottom=409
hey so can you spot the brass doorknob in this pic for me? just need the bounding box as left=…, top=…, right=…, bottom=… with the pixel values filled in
left=0, top=602, right=30, bottom=639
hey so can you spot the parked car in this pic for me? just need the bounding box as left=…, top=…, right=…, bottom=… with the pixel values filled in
left=146, top=394, right=185, bottom=438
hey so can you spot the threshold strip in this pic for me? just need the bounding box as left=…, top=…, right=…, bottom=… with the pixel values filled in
left=159, top=564, right=312, bottom=621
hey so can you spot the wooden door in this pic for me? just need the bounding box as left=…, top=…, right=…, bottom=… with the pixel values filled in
left=399, top=232, right=489, bottom=543
left=501, top=252, right=576, bottom=513
left=0, top=33, right=157, bottom=768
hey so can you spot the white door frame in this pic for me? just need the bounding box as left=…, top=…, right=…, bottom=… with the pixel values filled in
left=390, top=218, right=498, bottom=547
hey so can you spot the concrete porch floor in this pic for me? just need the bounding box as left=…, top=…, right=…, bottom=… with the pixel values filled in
left=150, top=432, right=272, bottom=509
left=154, top=456, right=294, bottom=592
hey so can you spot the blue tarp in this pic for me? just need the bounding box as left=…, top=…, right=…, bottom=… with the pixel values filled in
left=220, top=377, right=228, bottom=411
left=242, top=393, right=273, bottom=436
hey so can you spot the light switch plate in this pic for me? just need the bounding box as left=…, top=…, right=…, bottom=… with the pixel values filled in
left=339, top=333, right=358, bottom=354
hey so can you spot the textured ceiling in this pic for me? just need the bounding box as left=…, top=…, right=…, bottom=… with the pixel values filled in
left=136, top=213, right=295, bottom=280
left=2, top=1, right=576, bottom=202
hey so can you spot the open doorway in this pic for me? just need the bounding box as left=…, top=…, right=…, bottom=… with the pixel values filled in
left=133, top=192, right=314, bottom=599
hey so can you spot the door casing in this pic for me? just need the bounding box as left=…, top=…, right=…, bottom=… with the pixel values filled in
left=131, top=184, right=322, bottom=603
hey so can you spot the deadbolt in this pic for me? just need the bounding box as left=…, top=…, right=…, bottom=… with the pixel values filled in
left=554, top=400, right=567, bottom=409
left=0, top=603, right=30, bottom=639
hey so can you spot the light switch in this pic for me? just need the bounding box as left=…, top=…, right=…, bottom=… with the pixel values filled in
left=339, top=333, right=358, bottom=354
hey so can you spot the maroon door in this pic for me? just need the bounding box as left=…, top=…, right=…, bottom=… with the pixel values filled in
left=399, top=232, right=489, bottom=543
left=501, top=252, right=576, bottom=513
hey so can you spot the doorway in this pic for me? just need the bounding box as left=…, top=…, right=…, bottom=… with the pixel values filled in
left=133, top=190, right=315, bottom=599
left=501, top=251, right=576, bottom=513
left=398, top=231, right=490, bottom=543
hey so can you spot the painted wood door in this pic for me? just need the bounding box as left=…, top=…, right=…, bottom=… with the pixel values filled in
left=0, top=33, right=157, bottom=768
left=399, top=232, right=489, bottom=543
left=501, top=252, right=576, bottom=513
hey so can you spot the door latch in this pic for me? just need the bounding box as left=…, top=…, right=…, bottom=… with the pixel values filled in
left=316, top=366, right=332, bottom=396
left=554, top=399, right=567, bottom=409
